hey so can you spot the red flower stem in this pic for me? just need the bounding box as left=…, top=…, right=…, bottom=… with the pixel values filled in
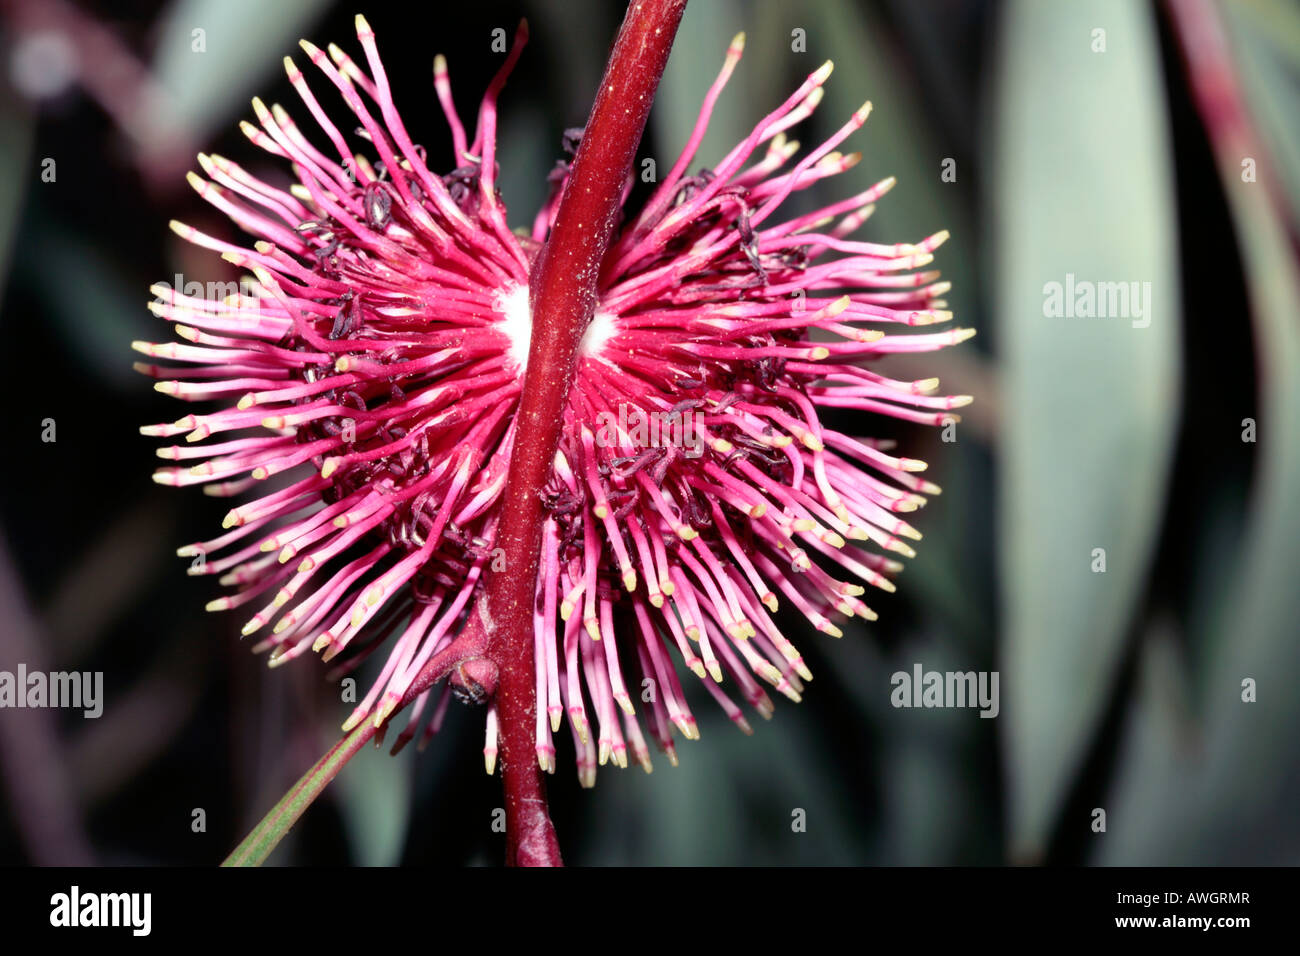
left=483, top=0, right=688, bottom=867
left=222, top=1, right=687, bottom=868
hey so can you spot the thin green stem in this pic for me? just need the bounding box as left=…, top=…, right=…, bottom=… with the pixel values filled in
left=222, top=639, right=471, bottom=866
left=223, top=721, right=375, bottom=867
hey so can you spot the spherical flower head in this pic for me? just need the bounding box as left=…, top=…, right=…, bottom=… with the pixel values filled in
left=139, top=17, right=971, bottom=784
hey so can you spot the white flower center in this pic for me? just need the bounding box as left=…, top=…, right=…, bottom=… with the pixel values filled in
left=495, top=282, right=618, bottom=371
left=579, top=307, right=618, bottom=360
left=496, top=283, right=533, bottom=371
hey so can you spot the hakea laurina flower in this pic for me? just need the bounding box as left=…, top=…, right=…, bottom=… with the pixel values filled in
left=139, top=17, right=970, bottom=787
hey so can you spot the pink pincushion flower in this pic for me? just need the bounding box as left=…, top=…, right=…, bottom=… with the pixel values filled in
left=140, top=17, right=970, bottom=785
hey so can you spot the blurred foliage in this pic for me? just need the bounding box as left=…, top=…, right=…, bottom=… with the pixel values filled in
left=0, top=0, right=1298, bottom=866
left=148, top=0, right=333, bottom=145
left=992, top=0, right=1181, bottom=860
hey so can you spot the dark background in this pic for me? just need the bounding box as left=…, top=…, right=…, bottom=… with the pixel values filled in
left=0, top=0, right=1297, bottom=865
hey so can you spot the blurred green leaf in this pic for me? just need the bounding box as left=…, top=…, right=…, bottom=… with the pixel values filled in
left=1092, top=618, right=1195, bottom=862
left=21, top=214, right=157, bottom=389
left=654, top=0, right=754, bottom=175
left=1099, top=2, right=1300, bottom=863
left=807, top=0, right=974, bottom=299
left=991, top=0, right=1181, bottom=859
left=1225, top=0, right=1300, bottom=73
left=1222, top=2, right=1300, bottom=235
left=0, top=93, right=34, bottom=304
left=1181, top=265, right=1300, bottom=859
left=497, top=107, right=551, bottom=234
left=336, top=730, right=414, bottom=866
left=148, top=0, right=332, bottom=146
left=575, top=704, right=863, bottom=865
